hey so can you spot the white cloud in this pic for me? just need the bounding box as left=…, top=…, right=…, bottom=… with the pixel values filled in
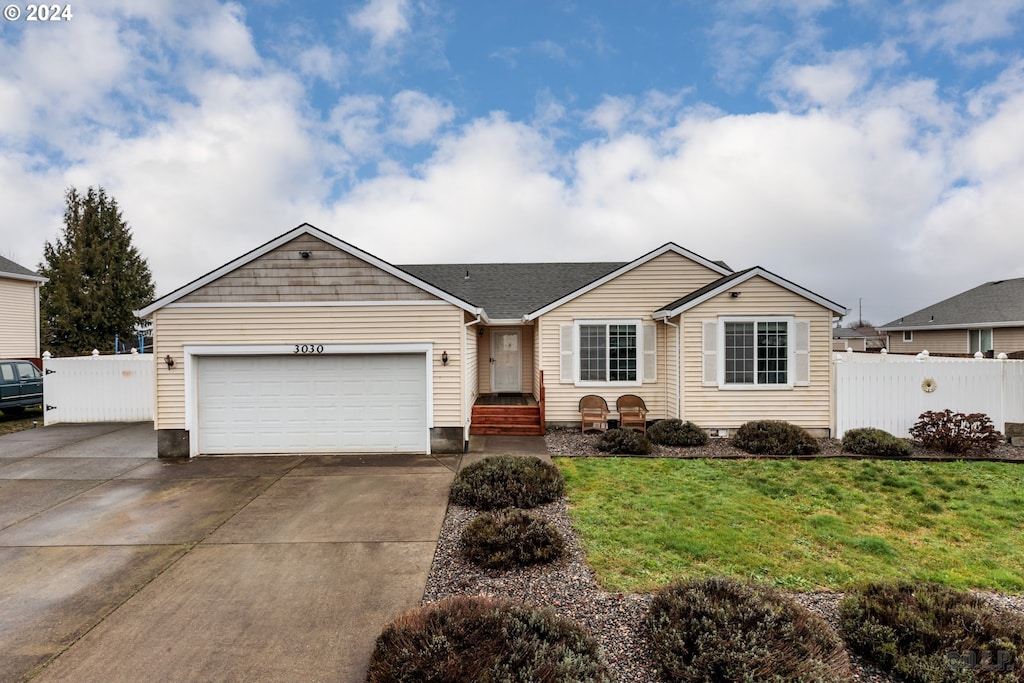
left=388, top=91, right=455, bottom=146
left=905, top=0, right=1024, bottom=51
left=348, top=0, right=411, bottom=49
left=187, top=2, right=260, bottom=69
left=295, top=44, right=349, bottom=83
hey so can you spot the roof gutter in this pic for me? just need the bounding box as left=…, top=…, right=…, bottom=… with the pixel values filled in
left=879, top=321, right=1024, bottom=332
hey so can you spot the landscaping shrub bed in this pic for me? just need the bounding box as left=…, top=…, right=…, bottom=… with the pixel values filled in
left=840, top=581, right=1024, bottom=682
left=596, top=427, right=652, bottom=454
left=910, top=410, right=1003, bottom=455
left=732, top=420, right=821, bottom=455
left=461, top=508, right=564, bottom=569
left=647, top=419, right=708, bottom=447
left=842, top=427, right=913, bottom=457
left=366, top=595, right=613, bottom=683
left=647, top=576, right=854, bottom=682
left=450, top=455, right=565, bottom=510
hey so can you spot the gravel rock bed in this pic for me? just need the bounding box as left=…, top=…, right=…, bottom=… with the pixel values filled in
left=421, top=437, right=1024, bottom=682
left=424, top=495, right=1024, bottom=682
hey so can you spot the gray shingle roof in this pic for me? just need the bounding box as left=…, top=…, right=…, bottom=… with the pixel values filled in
left=0, top=255, right=44, bottom=281
left=880, top=277, right=1024, bottom=329
left=656, top=268, right=756, bottom=313
left=399, top=262, right=625, bottom=319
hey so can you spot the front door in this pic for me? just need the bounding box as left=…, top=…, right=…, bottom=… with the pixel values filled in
left=491, top=329, right=522, bottom=393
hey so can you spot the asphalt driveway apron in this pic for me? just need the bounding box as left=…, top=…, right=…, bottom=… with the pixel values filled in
left=0, top=424, right=456, bottom=683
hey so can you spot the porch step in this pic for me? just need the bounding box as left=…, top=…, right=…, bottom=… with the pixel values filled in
left=470, top=405, right=544, bottom=436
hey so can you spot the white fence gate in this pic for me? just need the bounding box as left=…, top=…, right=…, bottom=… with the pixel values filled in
left=43, top=352, right=154, bottom=425
left=835, top=356, right=1024, bottom=438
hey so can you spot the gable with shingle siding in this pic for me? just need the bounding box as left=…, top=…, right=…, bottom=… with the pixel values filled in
left=180, top=234, right=439, bottom=303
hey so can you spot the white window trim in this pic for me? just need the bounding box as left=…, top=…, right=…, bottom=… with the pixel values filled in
left=903, top=330, right=913, bottom=342
left=718, top=316, right=794, bottom=390
left=573, top=319, right=643, bottom=387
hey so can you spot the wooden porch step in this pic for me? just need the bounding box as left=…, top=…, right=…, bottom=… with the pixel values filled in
left=470, top=404, right=543, bottom=436
left=470, top=424, right=546, bottom=436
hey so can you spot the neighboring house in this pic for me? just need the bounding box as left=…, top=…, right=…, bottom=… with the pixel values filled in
left=832, top=327, right=885, bottom=352
left=0, top=256, right=47, bottom=358
left=879, top=278, right=1024, bottom=356
left=138, top=224, right=845, bottom=458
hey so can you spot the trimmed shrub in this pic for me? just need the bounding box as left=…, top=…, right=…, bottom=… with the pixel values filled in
left=648, top=419, right=709, bottom=448
left=461, top=508, right=565, bottom=570
left=366, top=595, right=613, bottom=683
left=909, top=410, right=1003, bottom=455
left=840, top=581, right=1024, bottom=682
left=732, top=420, right=821, bottom=455
left=647, top=576, right=854, bottom=682
left=450, top=455, right=564, bottom=510
left=596, top=427, right=652, bottom=455
left=842, top=427, right=913, bottom=458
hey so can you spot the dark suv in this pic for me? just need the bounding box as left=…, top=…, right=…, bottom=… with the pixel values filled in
left=0, top=360, right=43, bottom=415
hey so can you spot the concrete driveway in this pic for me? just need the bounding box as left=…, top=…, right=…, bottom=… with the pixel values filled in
left=0, top=423, right=457, bottom=683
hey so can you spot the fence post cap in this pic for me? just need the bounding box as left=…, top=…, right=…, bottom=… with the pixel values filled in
left=880, top=348, right=888, bottom=354
left=91, top=349, right=100, bottom=357
left=998, top=352, right=1009, bottom=360
left=42, top=351, right=51, bottom=359
left=130, top=347, right=138, bottom=355
left=974, top=351, right=984, bottom=359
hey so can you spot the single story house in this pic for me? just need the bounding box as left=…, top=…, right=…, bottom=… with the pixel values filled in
left=138, top=224, right=845, bottom=458
left=879, top=277, right=1024, bottom=356
left=0, top=255, right=47, bottom=359
left=832, top=327, right=885, bottom=352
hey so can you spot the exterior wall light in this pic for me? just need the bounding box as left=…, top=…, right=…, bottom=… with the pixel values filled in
left=164, top=354, right=175, bottom=368
left=441, top=351, right=449, bottom=366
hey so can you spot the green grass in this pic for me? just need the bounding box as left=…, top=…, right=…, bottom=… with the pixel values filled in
left=556, top=457, right=1024, bottom=593
left=0, top=407, right=43, bottom=436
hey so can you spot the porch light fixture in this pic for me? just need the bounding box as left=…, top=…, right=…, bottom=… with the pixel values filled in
left=164, top=354, right=175, bottom=369
left=729, top=291, right=741, bottom=298
left=441, top=351, right=449, bottom=366
left=299, top=251, right=311, bottom=259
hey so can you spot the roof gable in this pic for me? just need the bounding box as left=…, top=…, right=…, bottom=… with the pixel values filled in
left=137, top=224, right=480, bottom=317
left=0, top=255, right=46, bottom=283
left=880, top=277, right=1024, bottom=330
left=522, top=243, right=733, bottom=321
left=653, top=266, right=846, bottom=317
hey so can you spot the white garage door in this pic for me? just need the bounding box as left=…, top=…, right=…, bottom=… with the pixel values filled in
left=196, top=354, right=427, bottom=454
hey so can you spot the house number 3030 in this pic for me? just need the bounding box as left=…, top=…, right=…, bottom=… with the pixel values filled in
left=294, top=344, right=324, bottom=354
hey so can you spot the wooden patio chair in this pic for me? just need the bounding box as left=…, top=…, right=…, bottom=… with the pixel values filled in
left=579, top=395, right=609, bottom=433
left=616, top=394, right=648, bottom=433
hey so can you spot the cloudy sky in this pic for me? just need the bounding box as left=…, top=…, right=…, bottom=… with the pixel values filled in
left=2, top=0, right=1023, bottom=326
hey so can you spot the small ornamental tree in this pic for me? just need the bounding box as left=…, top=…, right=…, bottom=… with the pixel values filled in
left=39, top=186, right=155, bottom=356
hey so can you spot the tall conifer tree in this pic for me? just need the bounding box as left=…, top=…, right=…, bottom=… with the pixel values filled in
left=39, top=186, right=155, bottom=356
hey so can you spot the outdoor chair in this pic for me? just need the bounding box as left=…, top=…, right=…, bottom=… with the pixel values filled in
left=579, top=395, right=609, bottom=433
left=616, top=394, right=648, bottom=433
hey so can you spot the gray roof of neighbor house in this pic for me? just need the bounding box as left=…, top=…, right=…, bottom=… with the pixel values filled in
left=0, top=255, right=46, bottom=282
left=880, top=277, right=1024, bottom=330
left=400, top=262, right=625, bottom=319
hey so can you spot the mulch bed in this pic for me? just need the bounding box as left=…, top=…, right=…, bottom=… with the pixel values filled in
left=545, top=427, right=1024, bottom=462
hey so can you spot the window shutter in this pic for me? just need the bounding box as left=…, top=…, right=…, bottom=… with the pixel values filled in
left=702, top=321, right=718, bottom=386
left=643, top=323, right=657, bottom=382
left=794, top=320, right=810, bottom=386
left=559, top=324, right=574, bottom=383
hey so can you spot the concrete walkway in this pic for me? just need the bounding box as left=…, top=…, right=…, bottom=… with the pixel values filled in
left=0, top=423, right=457, bottom=683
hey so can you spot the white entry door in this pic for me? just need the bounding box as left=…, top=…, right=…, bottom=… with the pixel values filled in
left=491, top=329, right=522, bottom=392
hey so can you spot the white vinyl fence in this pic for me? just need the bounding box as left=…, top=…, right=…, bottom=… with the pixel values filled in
left=835, top=356, right=1024, bottom=438
left=42, top=351, right=154, bottom=425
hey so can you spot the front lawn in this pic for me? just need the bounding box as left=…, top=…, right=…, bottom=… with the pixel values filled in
left=0, top=407, right=43, bottom=436
left=557, top=457, right=1024, bottom=593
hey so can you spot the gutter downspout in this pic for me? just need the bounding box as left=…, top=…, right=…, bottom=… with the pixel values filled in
left=658, top=315, right=681, bottom=419
left=463, top=314, right=482, bottom=451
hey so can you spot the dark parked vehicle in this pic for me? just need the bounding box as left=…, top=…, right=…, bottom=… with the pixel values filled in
left=0, top=360, right=43, bottom=415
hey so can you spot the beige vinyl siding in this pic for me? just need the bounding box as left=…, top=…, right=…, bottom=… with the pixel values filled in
left=539, top=251, right=722, bottom=423
left=152, top=303, right=464, bottom=430
left=476, top=326, right=534, bottom=395
left=0, top=278, right=40, bottom=357
left=681, top=276, right=833, bottom=431
left=180, top=234, right=436, bottom=303
left=888, top=327, right=1024, bottom=355
left=886, top=329, right=968, bottom=355
left=995, top=328, right=1024, bottom=354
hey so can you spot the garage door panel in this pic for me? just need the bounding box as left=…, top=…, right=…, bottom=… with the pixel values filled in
left=197, top=354, right=427, bottom=454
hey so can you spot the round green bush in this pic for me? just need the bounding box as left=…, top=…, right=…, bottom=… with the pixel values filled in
left=842, top=427, right=913, bottom=457
left=647, top=576, right=854, bottom=682
left=596, top=427, right=652, bottom=454
left=366, top=595, right=613, bottom=683
left=461, top=508, right=565, bottom=569
left=647, top=419, right=709, bottom=447
left=450, top=455, right=564, bottom=510
left=839, top=581, right=1024, bottom=682
left=732, top=420, right=821, bottom=455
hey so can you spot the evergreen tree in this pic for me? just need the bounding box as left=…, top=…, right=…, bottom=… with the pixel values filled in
left=39, top=186, right=155, bottom=356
